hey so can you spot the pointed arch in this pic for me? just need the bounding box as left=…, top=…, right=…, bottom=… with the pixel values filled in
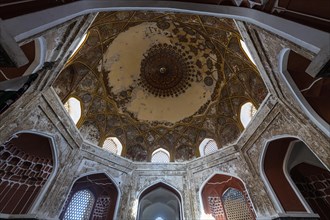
left=279, top=48, right=330, bottom=136
left=0, top=131, right=58, bottom=215
left=260, top=135, right=329, bottom=218
left=151, top=148, right=170, bottom=163
left=64, top=96, right=82, bottom=125
left=137, top=182, right=183, bottom=220
left=200, top=172, right=255, bottom=220
left=239, top=102, right=257, bottom=128
left=102, top=137, right=122, bottom=155
left=59, top=172, right=120, bottom=220
left=199, top=138, right=218, bottom=156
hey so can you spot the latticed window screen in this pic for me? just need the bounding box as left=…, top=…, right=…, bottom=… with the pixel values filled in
left=240, top=102, right=257, bottom=128
left=250, top=104, right=257, bottom=117
left=204, top=140, right=218, bottom=155
left=64, top=97, right=81, bottom=124
left=64, top=190, right=95, bottom=220
left=103, top=137, right=118, bottom=154
left=208, top=196, right=225, bottom=219
left=92, top=196, right=111, bottom=218
left=222, top=188, right=254, bottom=220
left=151, top=149, right=170, bottom=163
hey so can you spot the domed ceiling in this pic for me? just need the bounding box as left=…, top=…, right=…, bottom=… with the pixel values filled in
left=53, top=11, right=267, bottom=162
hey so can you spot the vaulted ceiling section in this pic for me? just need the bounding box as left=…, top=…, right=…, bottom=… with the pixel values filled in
left=53, top=11, right=267, bottom=162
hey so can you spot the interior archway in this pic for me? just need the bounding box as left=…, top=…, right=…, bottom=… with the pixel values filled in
left=201, top=174, right=255, bottom=220
left=0, top=132, right=55, bottom=214
left=138, top=183, right=182, bottom=220
left=280, top=49, right=330, bottom=136
left=262, top=137, right=330, bottom=218
left=60, top=173, right=119, bottom=220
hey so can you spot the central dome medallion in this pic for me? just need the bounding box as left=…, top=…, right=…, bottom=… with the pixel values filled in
left=101, top=21, right=220, bottom=124
left=139, top=43, right=194, bottom=97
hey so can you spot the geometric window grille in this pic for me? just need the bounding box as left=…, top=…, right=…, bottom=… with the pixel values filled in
left=64, top=97, right=82, bottom=125
left=208, top=196, right=225, bottom=219
left=240, top=102, right=257, bottom=128
left=92, top=196, right=111, bottom=219
left=222, top=188, right=254, bottom=220
left=102, top=137, right=122, bottom=155
left=151, top=148, right=170, bottom=163
left=63, top=189, right=95, bottom=220
left=204, top=140, right=218, bottom=155
left=103, top=138, right=118, bottom=154
left=0, top=133, right=54, bottom=214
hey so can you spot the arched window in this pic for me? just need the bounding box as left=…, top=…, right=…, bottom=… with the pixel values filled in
left=222, top=188, right=254, bottom=220
left=201, top=174, right=255, bottom=220
left=262, top=137, right=330, bottom=218
left=240, top=102, right=257, bottom=128
left=151, top=148, right=170, bottom=163
left=60, top=173, right=119, bottom=220
left=199, top=138, right=218, bottom=156
left=64, top=97, right=81, bottom=125
left=102, top=137, right=122, bottom=155
left=0, top=132, right=55, bottom=214
left=240, top=40, right=256, bottom=65
left=63, top=189, right=95, bottom=220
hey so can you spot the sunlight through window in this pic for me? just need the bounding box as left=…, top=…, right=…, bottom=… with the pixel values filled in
left=199, top=138, right=218, bottom=156
left=151, top=148, right=170, bottom=163
left=240, top=102, right=257, bottom=128
left=64, top=97, right=81, bottom=125
left=64, top=190, right=95, bottom=220
left=240, top=40, right=256, bottom=65
left=103, top=137, right=123, bottom=155
left=70, top=33, right=87, bottom=58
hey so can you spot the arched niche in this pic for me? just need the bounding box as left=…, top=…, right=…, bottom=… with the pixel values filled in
left=199, top=138, right=218, bottom=157
left=151, top=148, right=170, bottom=163
left=137, top=182, right=182, bottom=220
left=102, top=137, right=123, bottom=155
left=0, top=131, right=57, bottom=215
left=279, top=48, right=330, bottom=136
left=200, top=173, right=255, bottom=220
left=239, top=102, right=257, bottom=129
left=60, top=173, right=119, bottom=220
left=261, top=136, right=329, bottom=218
left=64, top=96, right=82, bottom=125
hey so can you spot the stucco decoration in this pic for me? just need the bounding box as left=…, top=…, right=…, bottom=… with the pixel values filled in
left=53, top=11, right=267, bottom=161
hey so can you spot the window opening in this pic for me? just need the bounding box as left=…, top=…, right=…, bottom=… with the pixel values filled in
left=151, top=148, right=170, bottom=163
left=240, top=40, right=256, bottom=65
left=70, top=33, right=87, bottom=58
left=63, top=189, right=95, bottom=220
left=199, top=138, right=218, bottom=156
left=222, top=188, right=254, bottom=220
left=102, top=137, right=122, bottom=155
left=240, top=102, right=257, bottom=128
left=64, top=97, right=81, bottom=125
left=60, top=174, right=118, bottom=220
left=204, top=140, right=218, bottom=155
